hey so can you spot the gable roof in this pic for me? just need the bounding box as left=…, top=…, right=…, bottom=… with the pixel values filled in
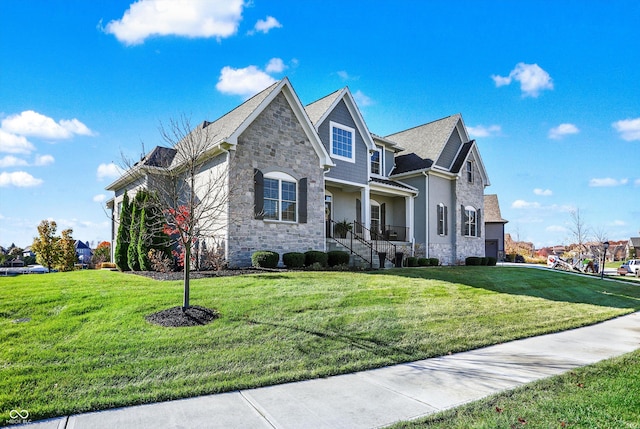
left=629, top=237, right=640, bottom=248
left=484, top=194, right=508, bottom=224
left=385, top=114, right=464, bottom=162
left=305, top=87, right=376, bottom=152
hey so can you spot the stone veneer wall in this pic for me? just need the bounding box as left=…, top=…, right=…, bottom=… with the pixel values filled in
left=226, top=92, right=326, bottom=267
left=428, top=243, right=455, bottom=265
left=455, top=155, right=485, bottom=262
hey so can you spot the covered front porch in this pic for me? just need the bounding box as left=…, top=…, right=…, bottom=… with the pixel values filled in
left=324, top=178, right=417, bottom=266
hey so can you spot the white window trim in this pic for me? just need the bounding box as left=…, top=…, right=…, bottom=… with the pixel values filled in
left=464, top=205, right=477, bottom=237
left=371, top=145, right=384, bottom=177
left=466, top=160, right=474, bottom=183
left=264, top=172, right=298, bottom=223
left=329, top=121, right=356, bottom=163
left=438, top=203, right=447, bottom=236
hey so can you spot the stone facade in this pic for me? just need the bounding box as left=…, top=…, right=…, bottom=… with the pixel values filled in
left=227, top=92, right=326, bottom=267
left=454, top=155, right=485, bottom=262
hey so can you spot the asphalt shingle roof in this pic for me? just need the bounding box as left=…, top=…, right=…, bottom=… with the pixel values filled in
left=484, top=194, right=508, bottom=223
left=304, top=88, right=344, bottom=126
left=385, top=114, right=461, bottom=162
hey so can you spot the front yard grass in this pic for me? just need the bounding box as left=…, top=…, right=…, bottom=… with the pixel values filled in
left=1, top=267, right=639, bottom=421
left=390, top=349, right=640, bottom=428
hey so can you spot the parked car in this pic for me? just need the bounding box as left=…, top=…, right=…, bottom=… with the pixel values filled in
left=619, top=260, right=640, bottom=276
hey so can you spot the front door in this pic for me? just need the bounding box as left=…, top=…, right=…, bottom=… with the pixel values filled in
left=325, top=195, right=332, bottom=238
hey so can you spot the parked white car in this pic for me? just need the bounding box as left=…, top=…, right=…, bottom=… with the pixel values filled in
left=619, top=260, right=640, bottom=276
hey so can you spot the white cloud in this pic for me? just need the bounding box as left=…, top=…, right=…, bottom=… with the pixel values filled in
left=0, top=171, right=43, bottom=187
left=612, top=117, right=640, bottom=141
left=533, top=188, right=553, bottom=196
left=104, top=0, right=244, bottom=45
left=589, top=177, right=628, bottom=187
left=512, top=199, right=541, bottom=209
left=353, top=90, right=373, bottom=107
left=0, top=129, right=35, bottom=154
left=34, top=154, right=55, bottom=166
left=0, top=155, right=28, bottom=168
left=545, top=225, right=567, bottom=233
left=1, top=110, right=93, bottom=139
left=97, top=163, right=122, bottom=181
left=607, top=219, right=626, bottom=227
left=467, top=125, right=501, bottom=138
left=216, top=65, right=277, bottom=98
left=265, top=58, right=286, bottom=73
left=549, top=123, right=579, bottom=139
left=251, top=16, right=282, bottom=34
left=93, top=194, right=107, bottom=203
left=491, top=62, right=553, bottom=97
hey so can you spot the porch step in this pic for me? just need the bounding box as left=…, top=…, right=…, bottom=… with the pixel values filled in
left=327, top=239, right=395, bottom=269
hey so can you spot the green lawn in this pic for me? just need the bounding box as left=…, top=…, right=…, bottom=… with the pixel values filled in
left=390, top=349, right=640, bottom=429
left=1, top=267, right=639, bottom=421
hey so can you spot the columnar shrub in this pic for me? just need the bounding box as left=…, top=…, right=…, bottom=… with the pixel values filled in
left=327, top=250, right=350, bottom=267
left=282, top=252, right=305, bottom=269
left=115, top=191, right=131, bottom=271
left=417, top=257, right=429, bottom=267
left=429, top=258, right=439, bottom=266
left=304, top=250, right=328, bottom=267
left=251, top=251, right=279, bottom=268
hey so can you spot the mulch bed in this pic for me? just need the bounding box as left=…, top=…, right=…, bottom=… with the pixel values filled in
left=145, top=305, right=220, bottom=327
left=130, top=268, right=280, bottom=281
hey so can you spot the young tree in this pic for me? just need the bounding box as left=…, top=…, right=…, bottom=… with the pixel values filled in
left=32, top=220, right=60, bottom=272
left=568, top=208, right=590, bottom=260
left=115, top=191, right=131, bottom=271
left=57, top=228, right=77, bottom=271
left=127, top=192, right=145, bottom=271
left=92, top=241, right=111, bottom=266
left=122, top=116, right=238, bottom=310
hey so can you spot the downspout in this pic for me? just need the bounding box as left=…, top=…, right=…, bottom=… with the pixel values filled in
left=423, top=171, right=430, bottom=258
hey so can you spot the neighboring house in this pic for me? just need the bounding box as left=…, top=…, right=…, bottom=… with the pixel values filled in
left=106, top=78, right=495, bottom=267
left=75, top=240, right=92, bottom=265
left=626, top=237, right=640, bottom=259
left=22, top=246, right=35, bottom=259
left=483, top=194, right=508, bottom=260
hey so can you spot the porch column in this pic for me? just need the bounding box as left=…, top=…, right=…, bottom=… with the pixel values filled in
left=361, top=186, right=370, bottom=241
left=405, top=195, right=414, bottom=243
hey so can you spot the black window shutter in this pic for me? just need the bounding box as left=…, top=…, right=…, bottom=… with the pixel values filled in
left=298, top=178, right=307, bottom=223
left=356, top=199, right=361, bottom=224
left=444, top=205, right=448, bottom=236
left=477, top=208, right=481, bottom=237
left=254, top=169, right=264, bottom=220
left=381, top=203, right=386, bottom=232
left=461, top=205, right=465, bottom=236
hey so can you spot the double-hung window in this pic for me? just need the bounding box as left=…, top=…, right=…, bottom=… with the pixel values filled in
left=437, top=203, right=448, bottom=236
left=330, top=121, right=355, bottom=163
left=371, top=146, right=383, bottom=176
left=263, top=172, right=297, bottom=222
left=464, top=206, right=477, bottom=237
left=466, top=161, right=474, bottom=183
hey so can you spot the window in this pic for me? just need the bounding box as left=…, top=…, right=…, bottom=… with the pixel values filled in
left=263, top=172, right=297, bottom=222
left=330, top=121, right=355, bottom=162
left=466, top=161, right=473, bottom=183
left=437, top=203, right=448, bottom=236
left=370, top=200, right=381, bottom=236
left=371, top=146, right=383, bottom=175
left=464, top=206, right=477, bottom=237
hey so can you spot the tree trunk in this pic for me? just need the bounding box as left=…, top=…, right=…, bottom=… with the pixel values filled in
left=182, top=243, right=191, bottom=311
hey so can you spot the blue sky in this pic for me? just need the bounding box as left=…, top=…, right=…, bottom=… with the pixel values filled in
left=1, top=0, right=639, bottom=249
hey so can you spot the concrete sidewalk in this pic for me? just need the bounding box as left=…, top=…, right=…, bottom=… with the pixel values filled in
left=15, top=312, right=640, bottom=429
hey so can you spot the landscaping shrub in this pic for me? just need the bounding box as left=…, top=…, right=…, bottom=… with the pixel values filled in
left=479, top=257, right=488, bottom=266
left=417, top=257, right=429, bottom=267
left=282, top=252, right=305, bottom=269
left=407, top=257, right=419, bottom=267
left=487, top=256, right=497, bottom=266
left=304, top=250, right=328, bottom=267
left=429, top=257, right=439, bottom=266
left=251, top=251, right=279, bottom=268
left=466, top=256, right=481, bottom=266
left=99, top=262, right=117, bottom=269
left=327, top=250, right=350, bottom=267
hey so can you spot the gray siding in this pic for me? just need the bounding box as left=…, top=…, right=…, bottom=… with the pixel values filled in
left=318, top=100, right=368, bottom=184
left=401, top=175, right=427, bottom=246
left=384, top=148, right=395, bottom=176
left=436, top=128, right=462, bottom=169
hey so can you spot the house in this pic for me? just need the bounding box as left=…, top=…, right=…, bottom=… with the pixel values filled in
left=626, top=237, right=640, bottom=259
left=106, top=78, right=495, bottom=268
left=75, top=240, right=92, bottom=265
left=484, top=194, right=508, bottom=260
